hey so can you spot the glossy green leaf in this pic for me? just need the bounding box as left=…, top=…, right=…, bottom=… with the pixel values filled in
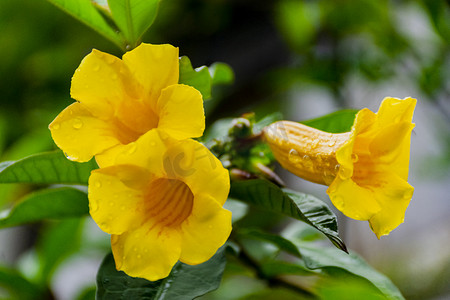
left=108, top=0, right=160, bottom=48
left=46, top=0, right=122, bottom=48
left=209, top=62, right=235, bottom=85
left=37, top=218, right=84, bottom=283
left=229, top=179, right=346, bottom=252
left=0, top=187, right=89, bottom=229
left=298, top=243, right=404, bottom=300
left=96, top=246, right=227, bottom=299
left=179, top=56, right=212, bottom=100
left=0, top=150, right=97, bottom=185
left=0, top=267, right=42, bottom=300
left=301, top=109, right=358, bottom=133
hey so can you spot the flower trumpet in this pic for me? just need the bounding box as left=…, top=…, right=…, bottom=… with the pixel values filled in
left=263, top=97, right=416, bottom=238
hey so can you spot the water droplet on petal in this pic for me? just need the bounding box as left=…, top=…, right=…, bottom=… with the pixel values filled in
left=95, top=181, right=102, bottom=188
left=351, top=153, right=359, bottom=163
left=302, top=155, right=313, bottom=168
left=328, top=139, right=336, bottom=147
left=288, top=149, right=301, bottom=163
left=311, top=140, right=319, bottom=149
left=334, top=164, right=340, bottom=172
left=90, top=201, right=99, bottom=212
left=322, top=171, right=335, bottom=185
left=72, top=118, right=83, bottom=129
left=333, top=195, right=345, bottom=209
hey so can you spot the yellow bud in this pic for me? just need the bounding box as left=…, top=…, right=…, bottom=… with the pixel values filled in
left=263, top=121, right=350, bottom=185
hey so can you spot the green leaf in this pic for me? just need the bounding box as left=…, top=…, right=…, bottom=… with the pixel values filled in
left=37, top=218, right=84, bottom=283
left=301, top=109, right=358, bottom=133
left=0, top=266, right=43, bottom=300
left=46, top=0, right=122, bottom=48
left=229, top=179, right=346, bottom=252
left=96, top=246, right=227, bottom=299
left=298, top=243, right=404, bottom=300
left=179, top=56, right=212, bottom=100
left=209, top=62, right=235, bottom=85
left=0, top=150, right=98, bottom=185
left=108, top=0, right=160, bottom=48
left=0, top=187, right=89, bottom=228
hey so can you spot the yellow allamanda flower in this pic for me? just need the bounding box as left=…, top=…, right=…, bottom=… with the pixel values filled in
left=89, top=132, right=232, bottom=281
left=49, top=43, right=205, bottom=167
left=263, top=97, right=416, bottom=238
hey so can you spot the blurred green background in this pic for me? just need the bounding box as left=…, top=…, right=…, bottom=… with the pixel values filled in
left=0, top=0, right=449, bottom=299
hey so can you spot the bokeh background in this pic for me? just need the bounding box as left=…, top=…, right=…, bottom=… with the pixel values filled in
left=0, top=0, right=449, bottom=299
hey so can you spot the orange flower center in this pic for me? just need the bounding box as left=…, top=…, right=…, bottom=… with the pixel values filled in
left=144, top=178, right=194, bottom=228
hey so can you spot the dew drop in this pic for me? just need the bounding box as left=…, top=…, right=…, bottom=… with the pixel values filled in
left=328, top=139, right=336, bottom=147
left=72, top=118, right=83, bottom=129
left=90, top=201, right=99, bottom=212
left=351, top=153, right=359, bottom=163
left=334, top=164, right=340, bottom=172
left=333, top=196, right=345, bottom=209
left=52, top=124, right=60, bottom=130
left=302, top=155, right=313, bottom=168
left=311, top=140, right=319, bottom=149
left=322, top=171, right=335, bottom=185
left=95, top=181, right=102, bottom=188
left=288, top=149, right=301, bottom=164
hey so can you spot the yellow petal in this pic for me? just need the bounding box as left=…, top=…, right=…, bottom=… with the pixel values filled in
left=88, top=165, right=152, bottom=234
left=179, top=195, right=232, bottom=265
left=49, top=102, right=119, bottom=162
left=369, top=121, right=415, bottom=180
left=98, top=130, right=167, bottom=172
left=122, top=43, right=179, bottom=109
left=327, top=177, right=381, bottom=220
left=368, top=174, right=414, bottom=238
left=156, top=84, right=205, bottom=139
left=376, top=97, right=417, bottom=126
left=71, top=49, right=137, bottom=118
left=111, top=225, right=182, bottom=281
left=163, top=139, right=230, bottom=205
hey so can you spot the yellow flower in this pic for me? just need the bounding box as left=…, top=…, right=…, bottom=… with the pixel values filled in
left=88, top=132, right=231, bottom=281
left=263, top=97, right=416, bottom=238
left=49, top=43, right=205, bottom=167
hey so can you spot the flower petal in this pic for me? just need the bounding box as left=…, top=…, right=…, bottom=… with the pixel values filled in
left=71, top=49, right=137, bottom=118
left=327, top=177, right=381, bottom=221
left=111, top=225, right=182, bottom=281
left=88, top=165, right=152, bottom=234
left=369, top=174, right=414, bottom=238
left=369, top=121, right=415, bottom=180
left=157, top=84, right=205, bottom=139
left=163, top=139, right=230, bottom=205
left=98, top=130, right=167, bottom=173
left=49, top=102, right=120, bottom=162
left=122, top=43, right=179, bottom=109
left=376, top=97, right=417, bottom=127
left=179, top=195, right=232, bottom=265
